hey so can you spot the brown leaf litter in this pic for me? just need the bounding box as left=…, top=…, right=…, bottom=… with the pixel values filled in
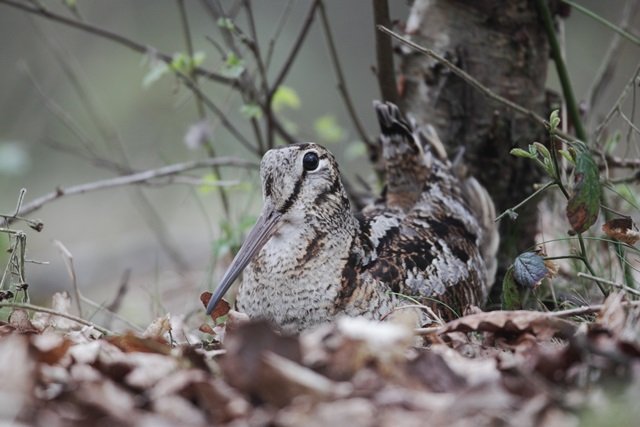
left=1, top=292, right=640, bottom=426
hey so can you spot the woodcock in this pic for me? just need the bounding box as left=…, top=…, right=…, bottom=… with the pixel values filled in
left=206, top=101, right=498, bottom=333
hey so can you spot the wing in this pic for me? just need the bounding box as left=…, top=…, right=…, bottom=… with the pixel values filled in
left=358, top=102, right=492, bottom=318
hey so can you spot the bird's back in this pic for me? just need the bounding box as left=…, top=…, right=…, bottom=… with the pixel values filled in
left=353, top=102, right=497, bottom=320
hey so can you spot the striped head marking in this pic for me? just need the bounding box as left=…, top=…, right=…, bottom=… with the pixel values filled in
left=260, top=142, right=343, bottom=216
left=206, top=142, right=347, bottom=315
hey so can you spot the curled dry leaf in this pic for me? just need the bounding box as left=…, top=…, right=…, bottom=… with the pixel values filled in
left=106, top=331, right=171, bottom=354
left=200, top=291, right=231, bottom=320
left=31, top=292, right=78, bottom=331
left=143, top=313, right=172, bottom=339
left=602, top=217, right=640, bottom=245
left=439, top=310, right=578, bottom=340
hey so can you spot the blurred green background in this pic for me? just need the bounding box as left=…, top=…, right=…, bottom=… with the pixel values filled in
left=0, top=0, right=637, bottom=326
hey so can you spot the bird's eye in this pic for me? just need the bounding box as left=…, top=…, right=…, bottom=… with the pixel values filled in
left=302, top=151, right=319, bottom=171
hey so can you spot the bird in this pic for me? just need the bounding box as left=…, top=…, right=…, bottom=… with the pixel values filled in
left=206, top=101, right=498, bottom=333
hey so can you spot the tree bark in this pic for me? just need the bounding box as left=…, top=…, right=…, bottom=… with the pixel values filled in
left=398, top=0, right=550, bottom=303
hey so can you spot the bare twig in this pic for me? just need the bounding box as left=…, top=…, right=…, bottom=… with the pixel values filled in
left=270, top=0, right=320, bottom=94
left=595, top=62, right=640, bottom=141
left=585, top=0, right=640, bottom=117
left=264, top=0, right=295, bottom=70
left=372, top=0, right=398, bottom=104
left=2, top=157, right=257, bottom=225
left=536, top=0, right=587, bottom=142
left=577, top=272, right=640, bottom=296
left=177, top=0, right=232, bottom=216
left=0, top=301, right=112, bottom=335
left=0, top=0, right=234, bottom=85
left=53, top=240, right=83, bottom=318
left=319, top=2, right=373, bottom=149
left=415, top=301, right=640, bottom=335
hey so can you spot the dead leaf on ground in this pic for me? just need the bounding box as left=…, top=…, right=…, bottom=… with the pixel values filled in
left=439, top=310, right=578, bottom=340
left=603, top=217, right=640, bottom=245
left=200, top=291, right=231, bottom=321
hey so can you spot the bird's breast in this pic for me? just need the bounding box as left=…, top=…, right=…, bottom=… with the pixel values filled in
left=235, top=217, right=356, bottom=332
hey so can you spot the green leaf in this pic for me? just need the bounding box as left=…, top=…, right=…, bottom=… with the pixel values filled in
left=170, top=52, right=190, bottom=73
left=510, top=148, right=535, bottom=159
left=192, top=51, right=206, bottom=67
left=221, top=52, right=245, bottom=78
left=549, top=109, right=561, bottom=133
left=65, top=0, right=77, bottom=7
left=314, top=115, right=345, bottom=144
left=501, top=266, right=524, bottom=310
left=513, top=252, right=548, bottom=288
left=272, top=86, right=301, bottom=112
left=532, top=142, right=551, bottom=161
left=217, top=17, right=235, bottom=31
left=344, top=141, right=367, bottom=160
left=566, top=149, right=601, bottom=233
left=142, top=61, right=169, bottom=88
left=558, top=149, right=575, bottom=164
left=198, top=172, right=219, bottom=195
left=240, top=103, right=263, bottom=120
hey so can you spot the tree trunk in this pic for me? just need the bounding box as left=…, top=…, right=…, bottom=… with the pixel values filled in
left=398, top=0, right=551, bottom=304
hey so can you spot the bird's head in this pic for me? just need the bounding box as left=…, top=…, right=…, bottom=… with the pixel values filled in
left=206, top=142, right=348, bottom=315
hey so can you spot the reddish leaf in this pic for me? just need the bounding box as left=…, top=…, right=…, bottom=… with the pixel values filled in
left=106, top=331, right=170, bottom=354
left=200, top=291, right=231, bottom=320
left=566, top=149, right=600, bottom=233
left=602, top=217, right=639, bottom=245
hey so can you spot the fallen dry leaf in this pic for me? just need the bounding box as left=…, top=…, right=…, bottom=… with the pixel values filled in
left=200, top=291, right=231, bottom=320
left=602, top=217, right=640, bottom=245
left=439, top=310, right=578, bottom=340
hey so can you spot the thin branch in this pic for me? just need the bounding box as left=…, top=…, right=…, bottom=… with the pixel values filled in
left=578, top=272, right=640, bottom=297
left=595, top=62, right=640, bottom=141
left=415, top=301, right=640, bottom=335
left=177, top=0, right=231, bottom=216
left=536, top=0, right=587, bottom=142
left=585, top=0, right=640, bottom=116
left=562, top=0, right=640, bottom=46
left=495, top=181, right=556, bottom=222
left=372, top=0, right=398, bottom=104
left=0, top=302, right=112, bottom=335
left=377, top=26, right=563, bottom=138
left=270, top=0, right=320, bottom=94
left=0, top=0, right=234, bottom=85
left=2, top=157, right=257, bottom=225
left=320, top=2, right=373, bottom=148
left=264, top=0, right=295, bottom=70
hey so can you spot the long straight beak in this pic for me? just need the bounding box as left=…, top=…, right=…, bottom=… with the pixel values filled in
left=206, top=206, right=282, bottom=315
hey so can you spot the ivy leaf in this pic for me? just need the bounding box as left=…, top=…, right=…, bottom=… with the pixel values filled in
left=314, top=115, right=345, bottom=144
left=566, top=149, right=601, bottom=233
left=513, top=252, right=548, bottom=288
left=272, top=86, right=300, bottom=112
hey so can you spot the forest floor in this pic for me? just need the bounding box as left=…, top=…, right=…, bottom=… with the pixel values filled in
left=1, top=291, right=639, bottom=426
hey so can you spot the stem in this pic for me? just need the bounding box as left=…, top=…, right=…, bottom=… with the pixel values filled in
left=319, top=1, right=373, bottom=149
left=535, top=0, right=587, bottom=142
left=561, top=0, right=640, bottom=46
left=495, top=181, right=556, bottom=222
left=372, top=0, right=398, bottom=104
left=0, top=302, right=112, bottom=335
left=177, top=0, right=230, bottom=217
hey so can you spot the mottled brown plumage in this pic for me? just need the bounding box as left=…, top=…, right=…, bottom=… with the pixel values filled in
left=206, top=102, right=498, bottom=333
